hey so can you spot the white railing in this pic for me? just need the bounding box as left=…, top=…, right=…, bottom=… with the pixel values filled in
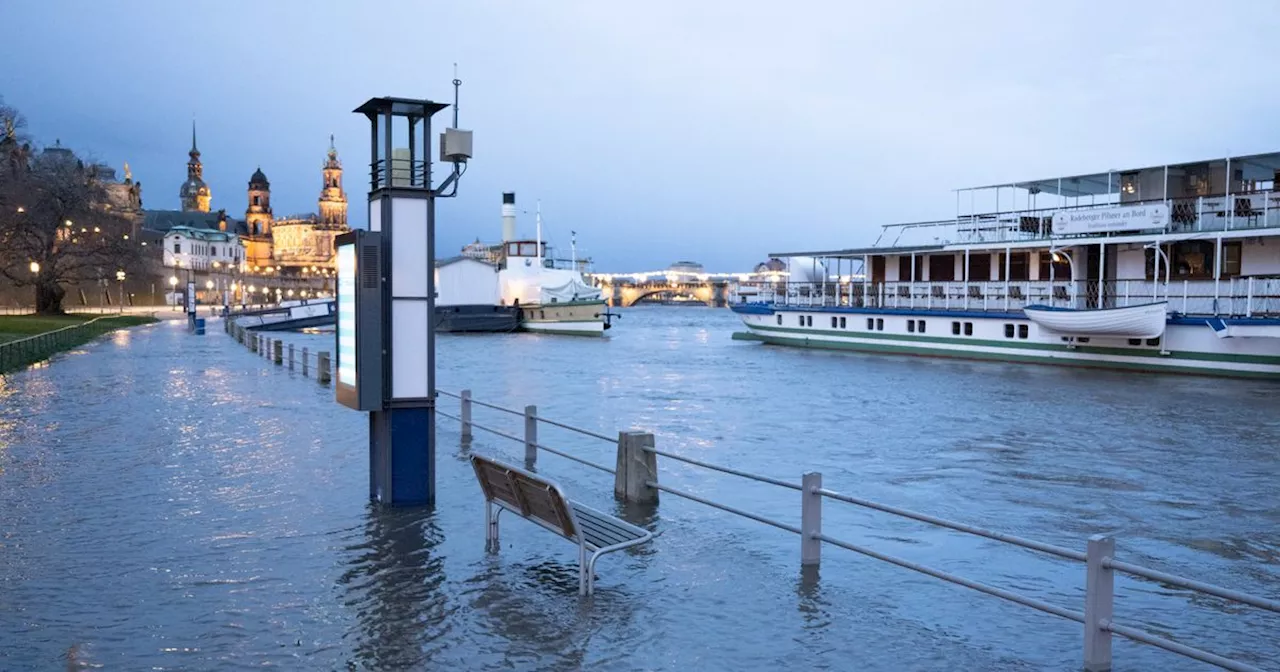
left=943, top=192, right=1280, bottom=245
left=434, top=389, right=1279, bottom=672
left=734, top=279, right=1280, bottom=316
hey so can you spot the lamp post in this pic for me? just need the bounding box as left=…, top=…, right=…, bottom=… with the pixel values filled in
left=169, top=275, right=179, bottom=311
left=116, top=270, right=126, bottom=314
left=29, top=261, right=39, bottom=311
left=1049, top=246, right=1076, bottom=307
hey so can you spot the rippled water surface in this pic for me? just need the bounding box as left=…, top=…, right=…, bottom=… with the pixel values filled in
left=1, top=308, right=1277, bottom=671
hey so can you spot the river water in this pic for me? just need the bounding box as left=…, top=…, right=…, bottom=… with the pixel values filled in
left=1, top=307, right=1276, bottom=671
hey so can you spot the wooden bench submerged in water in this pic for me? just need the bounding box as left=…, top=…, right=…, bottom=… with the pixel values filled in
left=470, top=454, right=654, bottom=596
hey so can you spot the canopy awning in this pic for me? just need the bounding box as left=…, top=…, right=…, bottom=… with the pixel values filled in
left=959, top=151, right=1280, bottom=197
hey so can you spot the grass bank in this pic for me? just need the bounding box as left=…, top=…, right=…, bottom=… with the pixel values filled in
left=0, top=314, right=159, bottom=373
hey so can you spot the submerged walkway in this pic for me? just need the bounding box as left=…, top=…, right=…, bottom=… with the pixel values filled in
left=0, top=317, right=1274, bottom=670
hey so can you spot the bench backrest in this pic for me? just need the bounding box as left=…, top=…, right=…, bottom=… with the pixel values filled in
left=471, top=454, right=578, bottom=540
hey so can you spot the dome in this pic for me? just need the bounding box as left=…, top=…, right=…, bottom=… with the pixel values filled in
left=180, top=177, right=208, bottom=198
left=249, top=167, right=269, bottom=188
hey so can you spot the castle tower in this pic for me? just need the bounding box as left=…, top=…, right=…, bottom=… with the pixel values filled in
left=245, top=166, right=273, bottom=235
left=317, top=135, right=347, bottom=227
left=179, top=122, right=211, bottom=212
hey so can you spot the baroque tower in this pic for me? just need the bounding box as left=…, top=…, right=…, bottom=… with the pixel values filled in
left=245, top=166, right=273, bottom=235
left=317, top=135, right=347, bottom=227
left=179, top=122, right=211, bottom=212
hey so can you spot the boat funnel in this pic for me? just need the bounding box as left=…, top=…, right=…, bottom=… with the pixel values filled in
left=502, top=192, right=516, bottom=242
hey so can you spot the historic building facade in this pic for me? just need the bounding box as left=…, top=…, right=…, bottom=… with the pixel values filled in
left=143, top=126, right=349, bottom=275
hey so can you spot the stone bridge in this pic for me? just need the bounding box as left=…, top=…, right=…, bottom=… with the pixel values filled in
left=592, top=270, right=754, bottom=308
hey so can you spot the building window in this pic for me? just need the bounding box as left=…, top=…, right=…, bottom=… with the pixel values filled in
left=907, top=319, right=916, bottom=333
left=1004, top=324, right=1015, bottom=338
left=173, top=242, right=181, bottom=253
left=1018, top=324, right=1029, bottom=339
left=867, top=318, right=874, bottom=331
left=964, top=322, right=973, bottom=336
left=876, top=318, right=884, bottom=331
left=918, top=320, right=927, bottom=334
left=253, top=195, right=260, bottom=206
left=952, top=321, right=961, bottom=335
left=839, top=317, right=846, bottom=329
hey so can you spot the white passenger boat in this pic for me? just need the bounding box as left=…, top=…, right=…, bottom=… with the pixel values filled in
left=732, top=150, right=1280, bottom=378
left=1022, top=301, right=1168, bottom=339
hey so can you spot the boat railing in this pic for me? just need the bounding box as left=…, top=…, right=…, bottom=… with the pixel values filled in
left=887, top=191, right=1280, bottom=246
left=736, top=278, right=1280, bottom=316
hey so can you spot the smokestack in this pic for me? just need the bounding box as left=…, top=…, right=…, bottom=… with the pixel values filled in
left=501, top=192, right=516, bottom=242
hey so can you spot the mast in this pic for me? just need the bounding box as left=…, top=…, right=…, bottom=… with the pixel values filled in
left=451, top=63, right=461, bottom=129
left=535, top=200, right=543, bottom=266
left=571, top=230, right=577, bottom=269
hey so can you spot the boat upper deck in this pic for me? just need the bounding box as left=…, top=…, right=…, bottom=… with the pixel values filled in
left=776, top=151, right=1280, bottom=259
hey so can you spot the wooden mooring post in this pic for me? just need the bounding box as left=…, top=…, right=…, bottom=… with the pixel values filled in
left=317, top=351, right=331, bottom=385
left=614, top=431, right=658, bottom=504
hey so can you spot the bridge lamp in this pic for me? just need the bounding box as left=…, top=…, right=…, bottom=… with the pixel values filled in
left=169, top=276, right=178, bottom=287
left=29, top=261, right=39, bottom=274
left=206, top=280, right=214, bottom=291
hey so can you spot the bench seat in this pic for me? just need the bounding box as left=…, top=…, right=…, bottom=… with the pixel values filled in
left=471, top=454, right=653, bottom=596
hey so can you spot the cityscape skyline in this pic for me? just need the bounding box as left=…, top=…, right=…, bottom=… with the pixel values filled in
left=3, top=0, right=1280, bottom=270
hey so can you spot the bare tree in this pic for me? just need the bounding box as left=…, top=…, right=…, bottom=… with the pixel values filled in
left=0, top=134, right=143, bottom=314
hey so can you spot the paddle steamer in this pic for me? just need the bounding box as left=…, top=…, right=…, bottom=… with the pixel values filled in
left=732, top=151, right=1280, bottom=378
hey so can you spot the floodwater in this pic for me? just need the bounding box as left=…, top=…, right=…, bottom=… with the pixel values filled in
left=1, top=307, right=1276, bottom=671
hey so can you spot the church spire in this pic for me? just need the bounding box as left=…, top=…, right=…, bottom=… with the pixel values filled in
left=190, top=120, right=199, bottom=157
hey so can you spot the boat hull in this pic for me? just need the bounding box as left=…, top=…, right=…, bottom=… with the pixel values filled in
left=435, top=304, right=519, bottom=333
left=519, top=300, right=608, bottom=336
left=731, top=304, right=1280, bottom=378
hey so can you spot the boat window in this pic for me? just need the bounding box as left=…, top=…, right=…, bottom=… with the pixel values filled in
left=1146, top=337, right=1160, bottom=346
left=866, top=318, right=874, bottom=330
left=1223, top=241, right=1242, bottom=277
left=907, top=319, right=916, bottom=333
left=807, top=316, right=813, bottom=327
left=798, top=315, right=804, bottom=326
left=918, top=320, right=927, bottom=334
left=831, top=316, right=838, bottom=329
left=1018, top=324, right=1028, bottom=339
left=928, top=255, right=955, bottom=282
left=876, top=318, right=884, bottom=331
left=1078, top=337, right=1089, bottom=343
left=964, top=322, right=973, bottom=336
left=952, top=321, right=961, bottom=335
left=777, top=315, right=782, bottom=325
left=839, top=317, right=846, bottom=329
left=1004, top=324, right=1014, bottom=338
left=968, top=254, right=992, bottom=283
left=1128, top=338, right=1141, bottom=346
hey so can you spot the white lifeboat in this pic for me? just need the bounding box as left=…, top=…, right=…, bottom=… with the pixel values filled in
left=1022, top=301, right=1168, bottom=338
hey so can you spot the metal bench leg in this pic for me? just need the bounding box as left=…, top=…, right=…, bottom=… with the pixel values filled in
left=486, top=502, right=502, bottom=553
left=578, top=545, right=587, bottom=596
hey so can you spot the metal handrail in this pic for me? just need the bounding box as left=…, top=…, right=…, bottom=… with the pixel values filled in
left=647, top=481, right=801, bottom=535
left=469, top=397, right=524, bottom=416
left=1106, top=558, right=1280, bottom=614
left=1104, top=621, right=1262, bottom=672
left=647, top=446, right=802, bottom=491
left=454, top=417, right=523, bottom=445
left=816, top=487, right=1085, bottom=562
left=536, top=415, right=615, bottom=443
left=536, top=442, right=613, bottom=473
left=815, top=532, right=1085, bottom=623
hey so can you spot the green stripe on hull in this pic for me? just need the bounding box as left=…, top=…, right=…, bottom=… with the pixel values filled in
left=734, top=330, right=1280, bottom=379
left=749, top=323, right=1280, bottom=366
left=520, top=325, right=605, bottom=337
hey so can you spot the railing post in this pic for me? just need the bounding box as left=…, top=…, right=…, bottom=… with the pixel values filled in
left=287, top=343, right=295, bottom=370
left=524, top=405, right=538, bottom=467
left=273, top=340, right=283, bottom=365
left=1083, top=534, right=1115, bottom=672
left=1247, top=277, right=1255, bottom=317
left=801, top=472, right=822, bottom=567
left=460, top=389, right=473, bottom=442
left=302, top=347, right=309, bottom=376
left=614, top=431, right=658, bottom=504
left=317, top=351, right=330, bottom=384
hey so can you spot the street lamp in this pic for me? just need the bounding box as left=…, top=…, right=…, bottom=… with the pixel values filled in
left=29, top=261, right=39, bottom=310
left=115, top=270, right=126, bottom=314
left=169, top=275, right=179, bottom=310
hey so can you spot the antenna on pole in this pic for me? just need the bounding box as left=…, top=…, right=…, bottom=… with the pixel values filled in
left=571, top=230, right=577, bottom=268
left=535, top=200, right=543, bottom=265
left=451, top=63, right=462, bottom=129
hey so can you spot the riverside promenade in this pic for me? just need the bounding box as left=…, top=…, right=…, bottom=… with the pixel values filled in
left=1, top=311, right=1276, bottom=671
